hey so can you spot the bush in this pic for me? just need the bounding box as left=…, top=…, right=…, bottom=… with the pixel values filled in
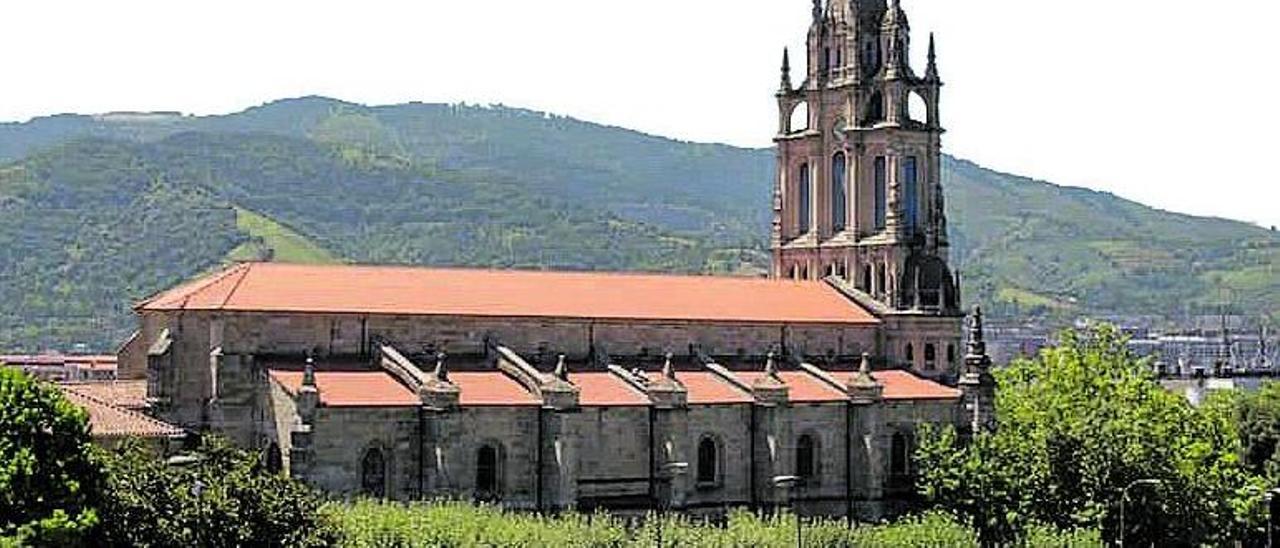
left=93, top=437, right=339, bottom=547
left=0, top=367, right=102, bottom=546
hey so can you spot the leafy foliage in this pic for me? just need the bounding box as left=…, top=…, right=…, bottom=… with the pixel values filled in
left=335, top=501, right=993, bottom=548
left=1, top=98, right=1276, bottom=351
left=0, top=367, right=102, bottom=546
left=915, top=324, right=1265, bottom=546
left=93, top=437, right=339, bottom=548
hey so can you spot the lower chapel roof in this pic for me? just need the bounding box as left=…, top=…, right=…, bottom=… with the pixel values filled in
left=267, top=356, right=959, bottom=408
left=136, top=262, right=879, bottom=325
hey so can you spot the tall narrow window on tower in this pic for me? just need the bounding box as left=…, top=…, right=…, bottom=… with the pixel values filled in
left=904, top=156, right=919, bottom=229
left=798, top=163, right=812, bottom=234
left=874, top=156, right=887, bottom=230
left=832, top=153, right=847, bottom=232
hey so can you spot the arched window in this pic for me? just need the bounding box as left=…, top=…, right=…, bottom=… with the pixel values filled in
left=832, top=152, right=847, bottom=231
left=798, top=163, right=812, bottom=234
left=947, top=344, right=957, bottom=366
left=890, top=432, right=912, bottom=486
left=697, top=436, right=718, bottom=486
left=264, top=443, right=283, bottom=475
left=873, top=156, right=887, bottom=230
left=866, top=92, right=885, bottom=126
left=862, top=265, right=873, bottom=292
left=924, top=344, right=937, bottom=371
left=476, top=444, right=501, bottom=500
left=908, top=91, right=928, bottom=124
left=903, top=156, right=919, bottom=229
left=905, top=343, right=915, bottom=364
left=789, top=101, right=810, bottom=133
left=361, top=447, right=387, bottom=498
left=796, top=434, right=818, bottom=482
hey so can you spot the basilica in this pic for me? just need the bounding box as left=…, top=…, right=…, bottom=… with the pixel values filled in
left=118, top=0, right=994, bottom=519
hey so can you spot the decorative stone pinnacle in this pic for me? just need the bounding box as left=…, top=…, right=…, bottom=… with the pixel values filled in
left=554, top=354, right=569, bottom=382
left=663, top=352, right=676, bottom=381
left=780, top=48, right=792, bottom=91
left=765, top=351, right=781, bottom=380
left=966, top=306, right=986, bottom=358
left=302, top=354, right=316, bottom=387
left=926, top=33, right=939, bottom=80
left=859, top=352, right=872, bottom=375
left=433, top=351, right=449, bottom=382
left=812, top=0, right=822, bottom=21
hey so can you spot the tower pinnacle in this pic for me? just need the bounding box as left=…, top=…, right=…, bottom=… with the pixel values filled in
left=780, top=48, right=792, bottom=92
left=925, top=32, right=939, bottom=81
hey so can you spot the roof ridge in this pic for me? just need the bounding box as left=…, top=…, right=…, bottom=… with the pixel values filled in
left=215, top=262, right=254, bottom=310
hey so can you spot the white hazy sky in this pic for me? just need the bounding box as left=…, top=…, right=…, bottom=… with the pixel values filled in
left=2, top=0, right=1277, bottom=228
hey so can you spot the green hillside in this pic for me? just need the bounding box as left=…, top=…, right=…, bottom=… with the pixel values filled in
left=0, top=97, right=1275, bottom=351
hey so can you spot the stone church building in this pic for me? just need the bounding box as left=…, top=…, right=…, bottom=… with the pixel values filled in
left=118, top=0, right=995, bottom=519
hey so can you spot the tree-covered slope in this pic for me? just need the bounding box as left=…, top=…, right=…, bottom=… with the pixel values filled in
left=0, top=97, right=1275, bottom=351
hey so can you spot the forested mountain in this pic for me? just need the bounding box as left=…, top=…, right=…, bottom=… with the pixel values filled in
left=1, top=97, right=1275, bottom=351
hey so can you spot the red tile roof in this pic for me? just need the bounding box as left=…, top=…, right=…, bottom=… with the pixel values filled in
left=569, top=372, right=649, bottom=406
left=448, top=372, right=541, bottom=407
left=648, top=371, right=753, bottom=405
left=270, top=370, right=421, bottom=407
left=871, top=370, right=962, bottom=401
left=735, top=371, right=847, bottom=403
left=61, top=389, right=183, bottom=439
left=137, top=263, right=878, bottom=325
left=62, top=380, right=149, bottom=410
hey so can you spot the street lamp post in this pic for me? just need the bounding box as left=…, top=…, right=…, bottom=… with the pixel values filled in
left=654, top=461, right=688, bottom=548
left=1119, top=478, right=1161, bottom=548
left=773, top=475, right=803, bottom=548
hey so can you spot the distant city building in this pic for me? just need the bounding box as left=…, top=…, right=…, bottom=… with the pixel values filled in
left=1, top=354, right=117, bottom=382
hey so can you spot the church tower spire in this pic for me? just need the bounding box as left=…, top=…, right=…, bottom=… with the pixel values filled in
left=771, top=0, right=956, bottom=313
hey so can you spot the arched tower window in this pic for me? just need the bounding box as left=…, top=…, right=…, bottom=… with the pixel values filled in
left=697, top=436, right=719, bottom=486
left=476, top=444, right=502, bottom=501
left=831, top=152, right=847, bottom=232
left=947, top=344, right=957, bottom=367
left=796, top=434, right=818, bottom=482
left=924, top=343, right=937, bottom=371
left=903, top=156, right=919, bottom=229
left=905, top=343, right=915, bottom=365
left=798, top=163, right=812, bottom=234
left=873, top=157, right=887, bottom=230
left=361, top=447, right=387, bottom=498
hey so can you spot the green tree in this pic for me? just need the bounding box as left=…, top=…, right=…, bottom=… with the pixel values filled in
left=0, top=367, right=102, bottom=546
left=916, top=324, right=1264, bottom=546
left=93, top=437, right=338, bottom=548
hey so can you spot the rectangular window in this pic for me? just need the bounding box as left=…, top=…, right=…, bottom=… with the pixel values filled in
left=903, top=156, right=919, bottom=229
left=874, top=157, right=887, bottom=230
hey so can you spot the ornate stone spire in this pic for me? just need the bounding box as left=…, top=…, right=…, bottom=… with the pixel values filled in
left=554, top=354, right=569, bottom=382
left=966, top=306, right=987, bottom=363
left=764, top=351, right=782, bottom=382
left=848, top=353, right=884, bottom=403
left=925, top=33, right=939, bottom=81
left=780, top=48, right=793, bottom=92
left=882, top=0, right=908, bottom=29
left=662, top=352, right=677, bottom=382
left=812, top=0, right=823, bottom=21
left=433, top=351, right=450, bottom=383
left=960, top=306, right=997, bottom=433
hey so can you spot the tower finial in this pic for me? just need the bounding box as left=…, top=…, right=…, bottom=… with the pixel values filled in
left=765, top=351, right=781, bottom=380
left=663, top=352, right=676, bottom=381
left=925, top=33, right=939, bottom=81
left=433, top=351, right=450, bottom=382
left=812, top=0, right=822, bottom=21
left=780, top=48, right=792, bottom=91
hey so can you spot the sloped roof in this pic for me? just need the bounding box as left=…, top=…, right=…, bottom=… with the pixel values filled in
left=62, top=380, right=149, bottom=410
left=569, top=372, right=649, bottom=407
left=136, top=263, right=879, bottom=325
left=448, top=372, right=541, bottom=407
left=61, top=389, right=183, bottom=439
left=270, top=370, right=421, bottom=407
left=871, top=370, right=962, bottom=401
left=647, top=370, right=754, bottom=405
left=734, top=371, right=847, bottom=403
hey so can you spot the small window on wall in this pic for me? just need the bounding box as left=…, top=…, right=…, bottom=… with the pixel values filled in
left=361, top=447, right=387, bottom=498
left=947, top=344, right=957, bottom=366
left=890, top=432, right=912, bottom=486
left=924, top=344, right=937, bottom=371
left=905, top=343, right=915, bottom=365
left=697, top=436, right=719, bottom=486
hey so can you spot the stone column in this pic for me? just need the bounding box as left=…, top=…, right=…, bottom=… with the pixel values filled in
left=847, top=354, right=885, bottom=521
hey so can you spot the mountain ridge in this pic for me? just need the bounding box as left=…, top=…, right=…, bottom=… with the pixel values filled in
left=0, top=97, right=1275, bottom=351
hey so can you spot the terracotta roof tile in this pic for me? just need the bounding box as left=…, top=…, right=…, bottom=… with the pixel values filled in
left=648, top=371, right=753, bottom=405
left=60, top=389, right=183, bottom=439
left=138, top=263, right=878, bottom=325
left=569, top=372, right=649, bottom=406
left=735, top=371, right=847, bottom=403
left=870, top=370, right=962, bottom=401
left=448, top=372, right=541, bottom=407
left=270, top=370, right=421, bottom=407
left=62, top=381, right=149, bottom=410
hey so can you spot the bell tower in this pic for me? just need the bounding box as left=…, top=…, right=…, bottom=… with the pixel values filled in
left=771, top=0, right=958, bottom=316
